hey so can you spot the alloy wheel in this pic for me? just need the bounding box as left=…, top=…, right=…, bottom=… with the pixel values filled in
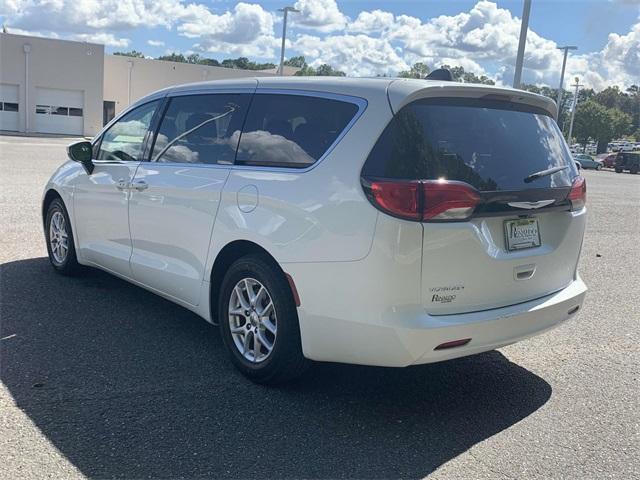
left=49, top=211, right=68, bottom=264
left=228, top=278, right=277, bottom=363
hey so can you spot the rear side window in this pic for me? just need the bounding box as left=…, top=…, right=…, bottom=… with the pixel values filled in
left=236, top=94, right=359, bottom=168
left=363, top=98, right=577, bottom=191
left=152, top=93, right=251, bottom=165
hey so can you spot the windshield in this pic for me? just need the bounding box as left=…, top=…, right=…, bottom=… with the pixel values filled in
left=362, top=97, right=578, bottom=191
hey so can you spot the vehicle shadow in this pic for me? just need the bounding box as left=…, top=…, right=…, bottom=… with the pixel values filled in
left=1, top=258, right=552, bottom=479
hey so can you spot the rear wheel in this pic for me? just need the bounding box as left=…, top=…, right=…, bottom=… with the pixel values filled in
left=630, top=166, right=639, bottom=174
left=615, top=168, right=623, bottom=173
left=218, top=254, right=308, bottom=384
left=45, top=198, right=82, bottom=276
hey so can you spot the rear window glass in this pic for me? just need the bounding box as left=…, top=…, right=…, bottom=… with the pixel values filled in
left=236, top=94, right=359, bottom=168
left=362, top=98, right=577, bottom=191
left=152, top=93, right=251, bottom=165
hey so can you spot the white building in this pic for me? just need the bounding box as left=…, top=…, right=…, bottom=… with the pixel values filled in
left=0, top=33, right=278, bottom=137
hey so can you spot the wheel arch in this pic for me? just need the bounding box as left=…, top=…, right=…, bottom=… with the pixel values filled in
left=209, top=240, right=297, bottom=325
left=42, top=188, right=64, bottom=227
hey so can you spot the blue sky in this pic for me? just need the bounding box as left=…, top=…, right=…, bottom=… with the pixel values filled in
left=1, top=1, right=639, bottom=90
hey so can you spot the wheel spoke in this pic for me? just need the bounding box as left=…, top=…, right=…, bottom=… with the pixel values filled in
left=257, top=330, right=273, bottom=352
left=242, top=332, right=251, bottom=354
left=261, top=316, right=276, bottom=335
left=235, top=286, right=250, bottom=310
left=230, top=325, right=245, bottom=335
left=253, top=331, right=262, bottom=361
left=258, top=301, right=273, bottom=317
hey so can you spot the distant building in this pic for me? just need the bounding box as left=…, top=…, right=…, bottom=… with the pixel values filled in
left=0, top=32, right=282, bottom=137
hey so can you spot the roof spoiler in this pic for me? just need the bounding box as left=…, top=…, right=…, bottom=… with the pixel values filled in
left=425, top=68, right=454, bottom=81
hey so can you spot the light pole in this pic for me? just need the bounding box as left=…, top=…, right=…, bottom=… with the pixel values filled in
left=278, top=6, right=299, bottom=76
left=556, top=46, right=577, bottom=121
left=513, top=0, right=532, bottom=88
left=567, top=76, right=584, bottom=144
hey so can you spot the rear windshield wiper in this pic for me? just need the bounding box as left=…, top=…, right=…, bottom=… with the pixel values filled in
left=523, top=165, right=569, bottom=183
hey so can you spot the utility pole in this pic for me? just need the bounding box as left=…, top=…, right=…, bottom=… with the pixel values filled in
left=567, top=77, right=584, bottom=144
left=556, top=46, right=577, bottom=121
left=513, top=0, right=532, bottom=88
left=278, top=6, right=299, bottom=76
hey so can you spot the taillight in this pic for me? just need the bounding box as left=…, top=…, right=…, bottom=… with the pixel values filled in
left=370, top=180, right=421, bottom=220
left=568, top=176, right=586, bottom=211
left=422, top=180, right=481, bottom=221
left=363, top=178, right=481, bottom=222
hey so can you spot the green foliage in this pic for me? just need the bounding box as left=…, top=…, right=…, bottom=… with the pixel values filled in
left=398, top=63, right=430, bottom=79
left=156, top=53, right=274, bottom=70
left=113, top=50, right=145, bottom=58
left=440, top=65, right=494, bottom=85
left=284, top=56, right=307, bottom=68
left=295, top=63, right=346, bottom=77
left=573, top=100, right=633, bottom=153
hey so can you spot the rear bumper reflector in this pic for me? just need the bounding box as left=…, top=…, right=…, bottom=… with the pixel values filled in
left=434, top=338, right=472, bottom=350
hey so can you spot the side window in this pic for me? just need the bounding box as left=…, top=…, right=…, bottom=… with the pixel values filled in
left=236, top=94, right=360, bottom=168
left=97, top=100, right=159, bottom=162
left=152, top=93, right=251, bottom=165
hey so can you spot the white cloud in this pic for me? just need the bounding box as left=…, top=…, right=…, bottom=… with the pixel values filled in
left=348, top=10, right=395, bottom=34
left=293, top=34, right=408, bottom=76
left=292, top=0, right=348, bottom=32
left=72, top=32, right=130, bottom=48
left=147, top=39, right=165, bottom=47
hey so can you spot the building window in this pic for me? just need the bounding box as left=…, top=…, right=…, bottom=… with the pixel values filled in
left=3, top=102, right=19, bottom=112
left=35, top=105, right=82, bottom=117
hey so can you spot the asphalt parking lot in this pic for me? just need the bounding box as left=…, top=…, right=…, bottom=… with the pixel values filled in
left=1, top=134, right=639, bottom=479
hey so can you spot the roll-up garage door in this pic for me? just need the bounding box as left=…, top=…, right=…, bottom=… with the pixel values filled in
left=0, top=84, right=20, bottom=132
left=34, top=87, right=84, bottom=135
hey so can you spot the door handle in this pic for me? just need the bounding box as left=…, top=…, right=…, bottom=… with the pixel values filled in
left=130, top=180, right=149, bottom=191
left=116, top=178, right=129, bottom=190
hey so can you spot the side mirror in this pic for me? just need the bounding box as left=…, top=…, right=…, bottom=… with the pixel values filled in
left=67, top=141, right=94, bottom=174
left=575, top=161, right=582, bottom=170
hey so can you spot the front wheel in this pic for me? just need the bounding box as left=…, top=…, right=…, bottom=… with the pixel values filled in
left=615, top=168, right=623, bottom=173
left=218, top=254, right=309, bottom=384
left=45, top=198, right=83, bottom=276
left=596, top=164, right=602, bottom=170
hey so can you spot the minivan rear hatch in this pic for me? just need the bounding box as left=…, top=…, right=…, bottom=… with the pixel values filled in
left=362, top=84, right=586, bottom=315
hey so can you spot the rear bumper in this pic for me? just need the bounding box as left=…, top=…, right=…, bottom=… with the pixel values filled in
left=300, top=277, right=587, bottom=367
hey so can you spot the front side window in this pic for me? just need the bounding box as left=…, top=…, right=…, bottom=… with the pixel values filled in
left=363, top=98, right=577, bottom=191
left=97, top=100, right=159, bottom=162
left=236, top=94, right=360, bottom=168
left=152, top=94, right=251, bottom=165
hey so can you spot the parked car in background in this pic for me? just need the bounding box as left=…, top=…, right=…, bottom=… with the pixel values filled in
left=574, top=153, right=602, bottom=170
left=615, top=152, right=640, bottom=174
left=41, top=77, right=587, bottom=383
left=599, top=153, right=618, bottom=168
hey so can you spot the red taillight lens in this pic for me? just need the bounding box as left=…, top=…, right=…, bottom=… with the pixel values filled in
left=370, top=180, right=421, bottom=220
left=568, top=176, right=586, bottom=211
left=422, top=180, right=481, bottom=221
left=365, top=179, right=480, bottom=222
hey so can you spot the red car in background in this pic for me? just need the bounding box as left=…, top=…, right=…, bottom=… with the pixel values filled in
left=599, top=153, right=618, bottom=168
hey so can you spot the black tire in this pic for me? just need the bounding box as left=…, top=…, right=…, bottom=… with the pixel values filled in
left=45, top=198, right=83, bottom=276
left=218, top=254, right=309, bottom=384
left=615, top=168, right=623, bottom=173
left=630, top=167, right=639, bottom=174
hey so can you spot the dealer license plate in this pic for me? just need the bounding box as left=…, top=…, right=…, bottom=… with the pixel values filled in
left=504, top=218, right=541, bottom=251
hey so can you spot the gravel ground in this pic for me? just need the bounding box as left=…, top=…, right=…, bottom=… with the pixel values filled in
left=1, top=134, right=639, bottom=479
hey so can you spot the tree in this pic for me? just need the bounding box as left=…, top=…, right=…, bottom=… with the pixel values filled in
left=439, top=64, right=494, bottom=85
left=157, top=52, right=188, bottom=63
left=573, top=100, right=632, bottom=153
left=113, top=50, right=145, bottom=58
left=295, top=63, right=345, bottom=76
left=284, top=56, right=307, bottom=68
left=398, top=62, right=430, bottom=79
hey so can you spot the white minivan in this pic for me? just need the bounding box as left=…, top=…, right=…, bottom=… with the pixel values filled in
left=42, top=77, right=587, bottom=383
